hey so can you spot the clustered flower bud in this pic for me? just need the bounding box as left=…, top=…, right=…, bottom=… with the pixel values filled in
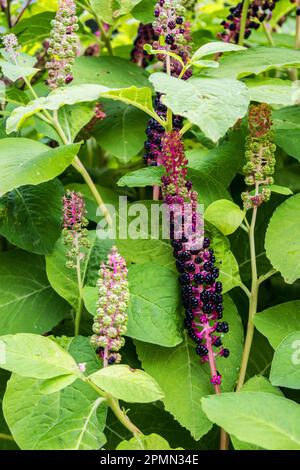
left=131, top=23, right=158, bottom=68
left=160, top=132, right=229, bottom=388
left=46, top=0, right=79, bottom=88
left=242, top=103, right=276, bottom=210
left=2, top=33, right=19, bottom=61
left=62, top=190, right=90, bottom=269
left=218, top=0, right=279, bottom=43
left=90, top=247, right=129, bottom=367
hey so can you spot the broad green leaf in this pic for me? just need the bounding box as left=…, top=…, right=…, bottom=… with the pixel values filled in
left=116, top=433, right=178, bottom=450
left=94, top=101, right=149, bottom=163
left=7, top=84, right=158, bottom=134
left=3, top=337, right=107, bottom=450
left=136, top=295, right=243, bottom=440
left=127, top=263, right=181, bottom=346
left=232, top=376, right=283, bottom=450
left=46, top=231, right=113, bottom=310
left=191, top=41, right=245, bottom=61
left=274, top=129, right=300, bottom=162
left=90, top=0, right=142, bottom=23
left=0, top=370, right=18, bottom=450
left=202, top=392, right=300, bottom=450
left=192, top=60, right=219, bottom=69
left=247, top=331, right=274, bottom=379
left=254, top=301, right=300, bottom=349
left=267, top=184, right=293, bottom=196
left=117, top=166, right=164, bottom=188
left=72, top=56, right=150, bottom=88
left=131, top=0, right=155, bottom=23
left=187, top=132, right=245, bottom=188
left=242, top=375, right=283, bottom=396
left=0, top=250, right=69, bottom=335
left=116, top=200, right=175, bottom=270
left=150, top=73, right=249, bottom=142
left=206, top=47, right=300, bottom=79
left=210, top=228, right=242, bottom=293
left=246, top=78, right=297, bottom=106
left=265, top=194, right=300, bottom=283
left=6, top=85, right=110, bottom=134
left=90, top=364, right=164, bottom=403
left=272, top=105, right=300, bottom=129
left=0, top=138, right=80, bottom=196
left=0, top=180, right=64, bottom=255
left=0, top=59, right=38, bottom=82
left=270, top=332, right=300, bottom=389
left=39, top=374, right=79, bottom=395
left=11, top=12, right=54, bottom=46
left=188, top=168, right=232, bottom=207
left=205, top=200, right=245, bottom=235
left=0, top=334, right=79, bottom=379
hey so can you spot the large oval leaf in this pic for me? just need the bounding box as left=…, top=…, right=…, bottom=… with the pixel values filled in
left=202, top=392, right=300, bottom=450
left=0, top=138, right=80, bottom=196
left=265, top=194, right=300, bottom=284
left=270, top=332, right=300, bottom=389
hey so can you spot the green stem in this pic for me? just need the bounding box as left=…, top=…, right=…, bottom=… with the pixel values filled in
left=0, top=433, right=14, bottom=442
left=236, top=206, right=258, bottom=391
left=85, top=379, right=143, bottom=441
left=74, top=251, right=84, bottom=337
left=258, top=268, right=277, bottom=286
left=52, top=111, right=113, bottom=227
left=262, top=22, right=275, bottom=46
left=238, top=0, right=251, bottom=46
left=98, top=20, right=114, bottom=56
left=180, top=121, right=192, bottom=137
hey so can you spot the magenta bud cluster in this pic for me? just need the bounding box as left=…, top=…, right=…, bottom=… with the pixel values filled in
left=46, top=0, right=79, bottom=88
left=90, top=247, right=129, bottom=367
left=62, top=190, right=89, bottom=269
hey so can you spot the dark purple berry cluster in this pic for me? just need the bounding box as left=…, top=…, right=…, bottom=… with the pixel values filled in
left=131, top=23, right=158, bottom=68
left=218, top=0, right=279, bottom=43
left=143, top=95, right=183, bottom=166
left=173, top=236, right=230, bottom=367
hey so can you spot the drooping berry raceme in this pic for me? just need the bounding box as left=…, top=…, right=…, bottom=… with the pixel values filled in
left=131, top=23, right=158, bottom=68
left=161, top=132, right=230, bottom=390
left=62, top=191, right=90, bottom=269
left=242, top=103, right=276, bottom=210
left=46, top=0, right=79, bottom=88
left=90, top=247, right=129, bottom=367
left=218, top=0, right=279, bottom=43
left=153, top=0, right=192, bottom=79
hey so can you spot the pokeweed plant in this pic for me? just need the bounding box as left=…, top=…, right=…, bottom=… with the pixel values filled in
left=0, top=0, right=299, bottom=452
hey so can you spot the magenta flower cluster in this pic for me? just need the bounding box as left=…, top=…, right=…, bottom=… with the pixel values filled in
left=46, top=0, right=79, bottom=88
left=90, top=247, right=129, bottom=367
left=62, top=190, right=89, bottom=269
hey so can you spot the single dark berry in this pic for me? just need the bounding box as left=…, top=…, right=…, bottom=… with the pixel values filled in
left=182, top=285, right=193, bottom=296
left=204, top=261, right=213, bottom=271
left=214, top=337, right=222, bottom=348
left=176, top=16, right=184, bottom=24
left=185, top=262, right=196, bottom=273
left=222, top=348, right=230, bottom=358
left=178, top=251, right=191, bottom=262
left=203, top=237, right=211, bottom=248
left=215, top=281, right=223, bottom=293
left=184, top=317, right=192, bottom=329
left=196, top=344, right=208, bottom=356
left=194, top=256, right=202, bottom=264
left=194, top=273, right=204, bottom=284
left=202, top=302, right=214, bottom=313
left=165, top=34, right=175, bottom=44
left=176, top=260, right=185, bottom=273
left=178, top=273, right=190, bottom=285
left=190, top=297, right=199, bottom=308
left=108, top=356, right=116, bottom=365
left=185, top=309, right=194, bottom=320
